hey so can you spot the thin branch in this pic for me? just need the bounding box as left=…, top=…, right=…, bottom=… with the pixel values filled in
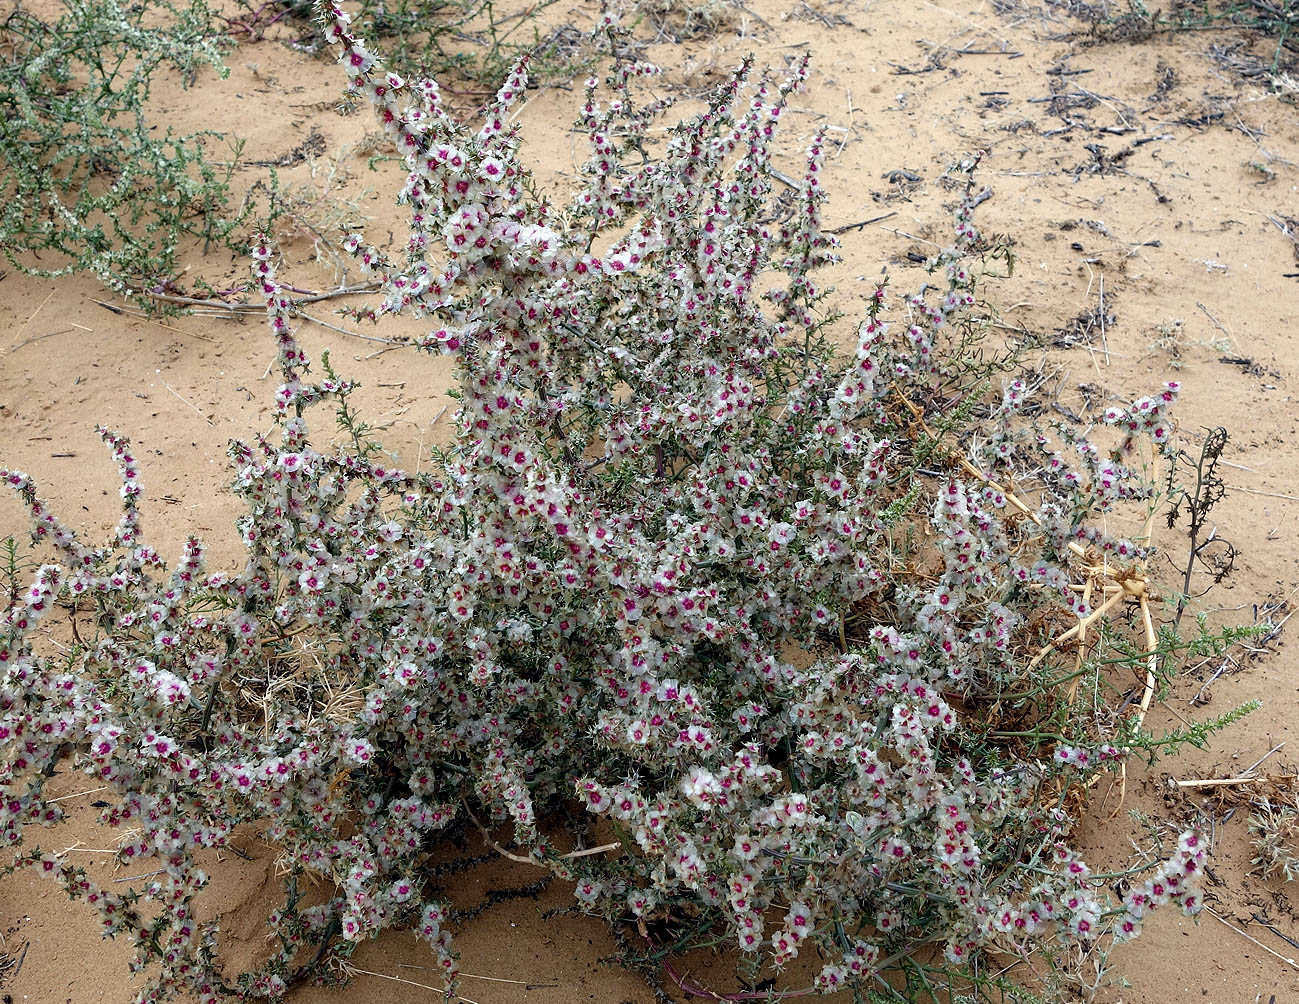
left=1176, top=776, right=1262, bottom=789
left=1204, top=908, right=1299, bottom=971
left=133, top=281, right=382, bottom=312
left=463, top=801, right=619, bottom=865
left=341, top=963, right=482, bottom=1004
left=1131, top=593, right=1158, bottom=734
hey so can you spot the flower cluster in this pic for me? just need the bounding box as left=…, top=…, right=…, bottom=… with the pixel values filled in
left=1117, top=829, right=1207, bottom=940
left=0, top=4, right=1207, bottom=1001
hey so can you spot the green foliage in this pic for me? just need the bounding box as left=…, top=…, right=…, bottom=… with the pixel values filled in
left=243, top=0, right=574, bottom=83
left=1092, top=615, right=1267, bottom=691
left=1084, top=1, right=1298, bottom=75
left=319, top=349, right=383, bottom=458
left=994, top=598, right=1264, bottom=763
left=0, top=0, right=252, bottom=300
left=1, top=536, right=38, bottom=609
left=879, top=481, right=923, bottom=527
left=0, top=0, right=577, bottom=306
left=1129, top=699, right=1260, bottom=762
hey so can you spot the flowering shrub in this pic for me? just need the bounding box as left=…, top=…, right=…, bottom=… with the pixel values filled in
left=0, top=4, right=1217, bottom=1001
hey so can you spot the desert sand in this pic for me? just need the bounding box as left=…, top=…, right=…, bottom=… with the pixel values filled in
left=1, top=0, right=1297, bottom=1001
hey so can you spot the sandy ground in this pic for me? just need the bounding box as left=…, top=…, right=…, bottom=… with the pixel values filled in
left=2, top=0, right=1298, bottom=1001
